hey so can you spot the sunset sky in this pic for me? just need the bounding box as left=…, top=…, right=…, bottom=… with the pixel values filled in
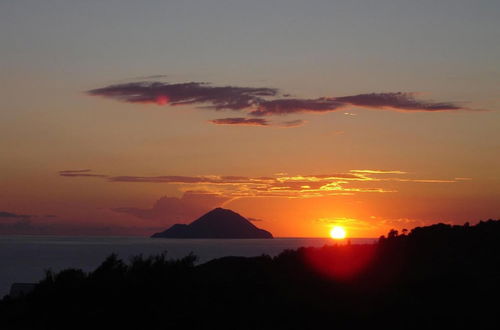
left=1, top=0, right=499, bottom=237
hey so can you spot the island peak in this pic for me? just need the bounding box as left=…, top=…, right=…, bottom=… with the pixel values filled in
left=151, top=208, right=273, bottom=239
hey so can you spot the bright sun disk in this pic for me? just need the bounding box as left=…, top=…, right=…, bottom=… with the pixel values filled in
left=330, top=226, right=347, bottom=239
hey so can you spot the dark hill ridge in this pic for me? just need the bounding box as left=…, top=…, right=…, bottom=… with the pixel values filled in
left=151, top=208, right=273, bottom=238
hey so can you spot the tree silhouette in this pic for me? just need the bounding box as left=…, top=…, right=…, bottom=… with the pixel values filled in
left=1, top=219, right=500, bottom=330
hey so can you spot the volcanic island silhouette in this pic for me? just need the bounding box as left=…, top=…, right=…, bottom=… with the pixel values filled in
left=151, top=207, right=273, bottom=239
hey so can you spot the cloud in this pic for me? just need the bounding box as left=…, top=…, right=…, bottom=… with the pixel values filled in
left=391, top=179, right=457, bottom=183
left=87, top=82, right=277, bottom=110
left=317, top=217, right=376, bottom=230
left=134, top=74, right=168, bottom=80
left=106, top=173, right=367, bottom=185
left=251, top=93, right=464, bottom=115
left=0, top=211, right=31, bottom=219
left=350, top=169, right=408, bottom=174
left=334, top=93, right=462, bottom=111
left=277, top=119, right=307, bottom=128
left=0, top=212, right=141, bottom=236
left=108, top=175, right=221, bottom=184
left=60, top=169, right=466, bottom=199
left=209, top=117, right=308, bottom=128
left=209, top=117, right=307, bottom=128
left=59, top=169, right=108, bottom=178
left=87, top=81, right=470, bottom=128
left=250, top=98, right=345, bottom=116
left=209, top=117, right=269, bottom=126
left=112, top=191, right=230, bottom=224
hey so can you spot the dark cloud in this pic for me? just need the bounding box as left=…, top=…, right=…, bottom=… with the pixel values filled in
left=0, top=211, right=31, bottom=219
left=251, top=93, right=463, bottom=115
left=59, top=169, right=108, bottom=178
left=87, top=82, right=277, bottom=110
left=251, top=98, right=345, bottom=116
left=334, top=92, right=462, bottom=111
left=209, top=117, right=269, bottom=126
left=209, top=117, right=307, bottom=128
left=88, top=81, right=469, bottom=125
left=112, top=191, right=229, bottom=224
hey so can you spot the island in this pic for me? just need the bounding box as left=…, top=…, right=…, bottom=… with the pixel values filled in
left=151, top=207, right=273, bottom=239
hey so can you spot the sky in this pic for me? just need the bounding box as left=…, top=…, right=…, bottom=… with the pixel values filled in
left=1, top=0, right=499, bottom=237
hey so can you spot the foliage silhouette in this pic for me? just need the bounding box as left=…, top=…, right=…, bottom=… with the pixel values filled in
left=1, top=220, right=500, bottom=329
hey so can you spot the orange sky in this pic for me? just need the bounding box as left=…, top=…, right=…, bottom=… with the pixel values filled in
left=1, top=1, right=499, bottom=237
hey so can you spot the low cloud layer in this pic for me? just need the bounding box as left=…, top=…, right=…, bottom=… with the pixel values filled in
left=113, top=191, right=229, bottom=224
left=60, top=169, right=464, bottom=199
left=0, top=217, right=161, bottom=236
left=209, top=117, right=269, bottom=126
left=87, top=81, right=470, bottom=127
left=350, top=169, right=408, bottom=174
left=0, top=211, right=31, bottom=219
left=277, top=119, right=307, bottom=128
left=0, top=211, right=57, bottom=220
left=0, top=212, right=124, bottom=236
left=59, top=169, right=108, bottom=178
left=209, top=117, right=307, bottom=127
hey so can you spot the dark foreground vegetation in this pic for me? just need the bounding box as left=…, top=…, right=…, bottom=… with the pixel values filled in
left=1, top=220, right=500, bottom=329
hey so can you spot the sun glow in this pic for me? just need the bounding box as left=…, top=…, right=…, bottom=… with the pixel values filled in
left=155, top=95, right=169, bottom=105
left=330, top=226, right=347, bottom=239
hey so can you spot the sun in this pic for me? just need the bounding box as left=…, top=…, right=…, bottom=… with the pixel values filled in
left=330, top=226, right=347, bottom=239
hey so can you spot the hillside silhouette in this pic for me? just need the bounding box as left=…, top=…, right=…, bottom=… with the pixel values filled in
left=151, top=207, right=273, bottom=238
left=1, top=219, right=500, bottom=329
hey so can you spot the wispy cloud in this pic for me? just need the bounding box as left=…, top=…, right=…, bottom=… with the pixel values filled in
left=59, top=169, right=465, bottom=199
left=209, top=117, right=269, bottom=126
left=334, top=93, right=462, bottom=111
left=209, top=117, right=307, bottom=128
left=0, top=211, right=31, bottom=219
left=59, top=169, right=108, bottom=178
left=87, top=81, right=471, bottom=127
left=87, top=82, right=277, bottom=110
left=350, top=169, right=408, bottom=174
left=251, top=98, right=344, bottom=116
left=277, top=119, right=307, bottom=128
left=107, top=175, right=251, bottom=184
left=391, top=179, right=457, bottom=183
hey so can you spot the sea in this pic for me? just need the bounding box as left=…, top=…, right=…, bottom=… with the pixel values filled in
left=0, top=236, right=376, bottom=297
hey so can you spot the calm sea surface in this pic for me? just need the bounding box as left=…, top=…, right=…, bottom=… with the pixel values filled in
left=0, top=236, right=376, bottom=297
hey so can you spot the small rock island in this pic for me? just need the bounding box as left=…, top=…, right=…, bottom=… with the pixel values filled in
left=151, top=208, right=273, bottom=239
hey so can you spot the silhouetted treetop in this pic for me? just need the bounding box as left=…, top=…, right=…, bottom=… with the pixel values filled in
left=2, top=219, right=499, bottom=330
